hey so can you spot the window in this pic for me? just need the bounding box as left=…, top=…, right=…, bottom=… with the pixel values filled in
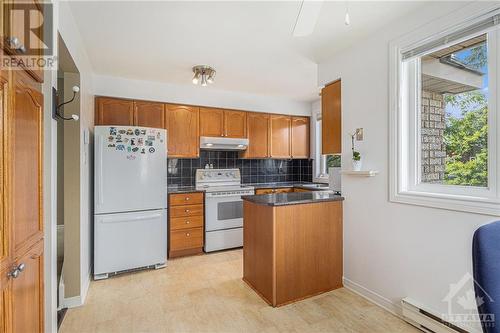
left=313, top=113, right=341, bottom=182
left=390, top=7, right=500, bottom=215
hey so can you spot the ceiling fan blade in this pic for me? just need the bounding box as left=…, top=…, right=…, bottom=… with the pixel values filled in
left=292, top=0, right=324, bottom=37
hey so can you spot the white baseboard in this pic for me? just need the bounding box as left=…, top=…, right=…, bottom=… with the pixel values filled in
left=343, top=277, right=403, bottom=316
left=80, top=268, right=92, bottom=304
left=62, top=295, right=84, bottom=308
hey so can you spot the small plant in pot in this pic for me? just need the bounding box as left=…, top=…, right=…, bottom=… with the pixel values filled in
left=352, top=151, right=362, bottom=171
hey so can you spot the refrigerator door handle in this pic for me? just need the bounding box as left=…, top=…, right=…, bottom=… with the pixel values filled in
left=100, top=213, right=163, bottom=224
left=96, top=135, right=104, bottom=207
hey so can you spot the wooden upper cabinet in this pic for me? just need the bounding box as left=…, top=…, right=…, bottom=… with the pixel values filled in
left=12, top=71, right=43, bottom=254
left=199, top=107, right=224, bottom=137
left=166, top=104, right=199, bottom=158
left=242, top=113, right=269, bottom=158
left=95, top=97, right=134, bottom=126
left=224, top=110, right=246, bottom=138
left=199, top=108, right=246, bottom=138
left=291, top=117, right=310, bottom=159
left=322, top=80, right=341, bottom=154
left=134, top=101, right=165, bottom=129
left=270, top=115, right=291, bottom=159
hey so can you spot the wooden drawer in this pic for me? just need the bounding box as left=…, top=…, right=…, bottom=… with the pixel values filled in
left=170, top=204, right=203, bottom=218
left=170, top=192, right=204, bottom=206
left=170, top=227, right=203, bottom=251
left=170, top=216, right=204, bottom=231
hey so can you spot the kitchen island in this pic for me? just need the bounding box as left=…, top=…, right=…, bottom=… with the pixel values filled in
left=242, top=191, right=344, bottom=307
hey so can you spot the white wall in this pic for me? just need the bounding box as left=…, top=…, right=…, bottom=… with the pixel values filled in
left=57, top=0, right=95, bottom=307
left=318, top=2, right=497, bottom=332
left=93, top=74, right=312, bottom=116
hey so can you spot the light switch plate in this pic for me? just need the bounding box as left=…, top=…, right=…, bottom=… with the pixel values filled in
left=356, top=128, right=364, bottom=141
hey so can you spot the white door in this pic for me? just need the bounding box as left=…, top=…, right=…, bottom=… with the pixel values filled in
left=95, top=126, right=167, bottom=214
left=94, top=209, right=167, bottom=276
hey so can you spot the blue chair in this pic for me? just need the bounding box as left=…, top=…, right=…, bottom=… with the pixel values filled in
left=473, top=221, right=500, bottom=333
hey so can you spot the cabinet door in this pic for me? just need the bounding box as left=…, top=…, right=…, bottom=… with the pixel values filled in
left=11, top=71, right=43, bottom=255
left=166, top=104, right=199, bottom=158
left=95, top=97, right=134, bottom=126
left=199, top=107, right=224, bottom=137
left=291, top=117, right=309, bottom=159
left=242, top=113, right=269, bottom=158
left=321, top=80, right=341, bottom=154
left=270, top=115, right=291, bottom=159
left=0, top=60, right=11, bottom=274
left=2, top=0, right=44, bottom=82
left=12, top=240, right=44, bottom=333
left=133, top=100, right=165, bottom=129
left=224, top=110, right=246, bottom=138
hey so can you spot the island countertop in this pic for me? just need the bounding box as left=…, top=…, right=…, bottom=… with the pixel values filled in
left=242, top=190, right=344, bottom=206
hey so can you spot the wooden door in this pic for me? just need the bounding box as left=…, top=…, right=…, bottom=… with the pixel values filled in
left=166, top=104, right=199, bottom=158
left=321, top=80, right=341, bottom=154
left=199, top=107, right=223, bottom=137
left=95, top=97, right=134, bottom=126
left=270, top=115, right=291, bottom=159
left=242, top=112, right=269, bottom=158
left=11, top=240, right=44, bottom=333
left=291, top=117, right=309, bottom=159
left=224, top=110, right=246, bottom=138
left=133, top=100, right=165, bottom=129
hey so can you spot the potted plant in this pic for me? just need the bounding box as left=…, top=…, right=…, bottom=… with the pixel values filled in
left=352, top=151, right=362, bottom=171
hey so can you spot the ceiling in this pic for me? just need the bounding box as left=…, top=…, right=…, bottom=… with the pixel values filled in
left=68, top=1, right=424, bottom=102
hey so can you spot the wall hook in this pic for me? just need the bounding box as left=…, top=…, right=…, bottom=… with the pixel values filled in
left=56, top=86, right=80, bottom=121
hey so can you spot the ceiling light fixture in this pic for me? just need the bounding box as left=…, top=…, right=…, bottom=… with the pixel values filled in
left=192, top=65, right=216, bottom=86
left=344, top=1, right=350, bottom=26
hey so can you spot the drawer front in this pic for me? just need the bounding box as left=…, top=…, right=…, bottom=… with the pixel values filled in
left=170, top=192, right=204, bottom=206
left=170, top=204, right=204, bottom=218
left=170, top=227, right=203, bottom=251
left=170, top=216, right=203, bottom=231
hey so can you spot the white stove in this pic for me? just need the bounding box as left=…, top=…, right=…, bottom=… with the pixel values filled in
left=195, top=169, right=254, bottom=252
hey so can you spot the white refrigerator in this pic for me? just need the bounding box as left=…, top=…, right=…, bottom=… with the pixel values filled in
left=94, top=125, right=167, bottom=280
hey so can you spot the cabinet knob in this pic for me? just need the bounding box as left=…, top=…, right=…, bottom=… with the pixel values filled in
left=7, top=263, right=25, bottom=279
left=186, top=221, right=190, bottom=224
left=185, top=197, right=190, bottom=201
left=7, top=37, right=26, bottom=53
left=186, top=233, right=190, bottom=237
left=185, top=209, right=190, bottom=213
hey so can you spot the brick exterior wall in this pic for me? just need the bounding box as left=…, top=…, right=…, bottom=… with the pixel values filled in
left=421, top=90, right=446, bottom=183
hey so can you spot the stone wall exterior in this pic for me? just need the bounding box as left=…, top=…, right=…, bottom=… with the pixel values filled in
left=421, top=90, right=446, bottom=183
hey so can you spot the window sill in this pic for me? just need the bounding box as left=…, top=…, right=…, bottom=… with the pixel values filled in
left=313, top=177, right=329, bottom=184
left=390, top=190, right=500, bottom=217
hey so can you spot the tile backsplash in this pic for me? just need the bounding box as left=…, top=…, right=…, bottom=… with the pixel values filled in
left=167, top=150, right=312, bottom=186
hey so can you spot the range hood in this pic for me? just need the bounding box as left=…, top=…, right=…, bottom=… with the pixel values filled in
left=200, top=136, right=249, bottom=150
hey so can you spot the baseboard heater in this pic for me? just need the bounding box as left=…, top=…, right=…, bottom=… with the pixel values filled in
left=401, top=298, right=469, bottom=333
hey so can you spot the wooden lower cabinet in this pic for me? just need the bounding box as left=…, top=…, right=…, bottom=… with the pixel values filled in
left=255, top=188, right=293, bottom=195
left=169, top=192, right=204, bottom=258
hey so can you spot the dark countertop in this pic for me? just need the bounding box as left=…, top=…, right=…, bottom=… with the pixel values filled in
left=167, top=182, right=330, bottom=194
left=242, top=191, right=344, bottom=206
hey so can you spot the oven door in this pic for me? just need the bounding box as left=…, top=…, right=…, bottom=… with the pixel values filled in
left=205, top=193, right=244, bottom=231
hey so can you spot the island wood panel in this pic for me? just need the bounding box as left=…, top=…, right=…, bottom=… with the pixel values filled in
left=165, top=104, right=199, bottom=158
left=224, top=110, right=246, bottom=138
left=269, top=115, right=291, bottom=159
left=95, top=97, right=134, bottom=126
left=243, top=201, right=275, bottom=305
left=242, top=112, right=269, bottom=158
left=321, top=80, right=341, bottom=154
left=133, top=101, right=165, bottom=129
left=274, top=201, right=343, bottom=305
left=291, top=117, right=309, bottom=158
left=199, top=107, right=224, bottom=137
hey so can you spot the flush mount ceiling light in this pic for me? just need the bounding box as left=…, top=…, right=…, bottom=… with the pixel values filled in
left=192, top=65, right=216, bottom=86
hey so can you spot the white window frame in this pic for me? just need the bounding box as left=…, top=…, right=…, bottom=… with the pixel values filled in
left=312, top=112, right=329, bottom=183
left=389, top=4, right=500, bottom=216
